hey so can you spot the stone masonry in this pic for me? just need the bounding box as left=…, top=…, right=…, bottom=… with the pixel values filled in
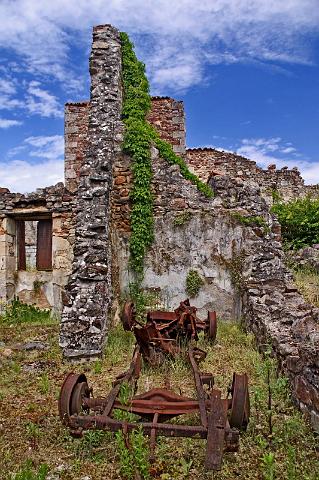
left=210, top=174, right=319, bottom=431
left=64, top=102, right=89, bottom=193
left=59, top=25, right=123, bottom=359
left=186, top=148, right=318, bottom=203
left=147, top=97, right=186, bottom=156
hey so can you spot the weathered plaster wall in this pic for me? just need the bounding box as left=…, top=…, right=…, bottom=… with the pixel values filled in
left=60, top=25, right=124, bottom=359
left=114, top=148, right=238, bottom=318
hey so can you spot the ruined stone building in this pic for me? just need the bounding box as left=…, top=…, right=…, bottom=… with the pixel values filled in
left=0, top=25, right=318, bottom=430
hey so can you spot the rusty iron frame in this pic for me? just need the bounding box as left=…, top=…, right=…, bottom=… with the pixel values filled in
left=122, top=298, right=218, bottom=365
left=59, top=344, right=249, bottom=471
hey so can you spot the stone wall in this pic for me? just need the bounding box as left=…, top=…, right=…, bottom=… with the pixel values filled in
left=0, top=184, right=75, bottom=314
left=60, top=25, right=124, bottom=359
left=210, top=174, right=319, bottom=432
left=64, top=102, right=89, bottom=193
left=147, top=97, right=186, bottom=156
left=186, top=148, right=315, bottom=203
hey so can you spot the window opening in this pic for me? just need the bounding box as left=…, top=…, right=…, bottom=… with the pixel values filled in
left=17, top=219, right=52, bottom=271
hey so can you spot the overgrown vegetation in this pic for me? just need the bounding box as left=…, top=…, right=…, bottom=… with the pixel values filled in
left=0, top=297, right=51, bottom=325
left=223, top=251, right=246, bottom=292
left=185, top=269, right=204, bottom=297
left=1, top=317, right=318, bottom=479
left=230, top=211, right=270, bottom=231
left=127, top=282, right=160, bottom=321
left=271, top=196, right=319, bottom=249
left=120, top=32, right=212, bottom=277
left=291, top=265, right=319, bottom=307
left=173, top=210, right=192, bottom=227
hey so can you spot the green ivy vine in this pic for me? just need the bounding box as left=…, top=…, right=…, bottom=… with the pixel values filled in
left=120, top=32, right=213, bottom=276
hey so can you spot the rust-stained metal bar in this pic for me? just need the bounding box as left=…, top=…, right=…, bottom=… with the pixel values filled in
left=71, top=414, right=208, bottom=437
left=103, top=345, right=140, bottom=416
left=188, top=346, right=208, bottom=429
left=205, top=389, right=227, bottom=470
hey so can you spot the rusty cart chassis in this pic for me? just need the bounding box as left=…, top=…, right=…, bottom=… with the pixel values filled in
left=59, top=344, right=250, bottom=471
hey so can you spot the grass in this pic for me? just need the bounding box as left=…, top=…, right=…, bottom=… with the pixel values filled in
left=0, top=310, right=318, bottom=479
left=0, top=298, right=52, bottom=326
left=293, top=265, right=319, bottom=307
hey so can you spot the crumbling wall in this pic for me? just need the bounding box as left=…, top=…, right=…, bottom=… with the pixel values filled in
left=114, top=143, right=318, bottom=430
left=211, top=174, right=319, bottom=432
left=186, top=148, right=313, bottom=202
left=60, top=25, right=123, bottom=359
left=0, top=184, right=75, bottom=313
left=147, top=97, right=186, bottom=156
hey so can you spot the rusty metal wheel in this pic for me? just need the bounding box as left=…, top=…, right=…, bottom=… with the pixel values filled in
left=207, top=311, right=217, bottom=341
left=229, top=373, right=250, bottom=430
left=58, top=373, right=89, bottom=425
left=70, top=381, right=90, bottom=416
left=122, top=301, right=136, bottom=331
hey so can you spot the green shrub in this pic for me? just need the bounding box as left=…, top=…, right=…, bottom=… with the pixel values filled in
left=0, top=297, right=51, bottom=325
left=185, top=270, right=204, bottom=297
left=271, top=196, right=319, bottom=249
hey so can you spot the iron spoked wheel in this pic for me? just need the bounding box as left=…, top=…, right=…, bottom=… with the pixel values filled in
left=207, top=311, right=217, bottom=341
left=229, top=373, right=250, bottom=430
left=122, top=301, right=136, bottom=331
left=58, top=373, right=90, bottom=426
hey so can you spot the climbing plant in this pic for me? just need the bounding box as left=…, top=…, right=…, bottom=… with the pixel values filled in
left=120, top=32, right=213, bottom=276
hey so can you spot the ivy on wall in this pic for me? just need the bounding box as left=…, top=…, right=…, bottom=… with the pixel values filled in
left=120, top=32, right=213, bottom=276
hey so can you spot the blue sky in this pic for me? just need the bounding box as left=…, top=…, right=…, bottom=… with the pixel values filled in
left=0, top=0, right=318, bottom=192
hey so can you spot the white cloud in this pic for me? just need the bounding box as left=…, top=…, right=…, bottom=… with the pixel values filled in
left=237, top=137, right=319, bottom=185
left=0, top=1, right=318, bottom=93
left=0, top=118, right=22, bottom=128
left=0, top=76, right=23, bottom=110
left=0, top=159, right=64, bottom=193
left=25, top=81, right=63, bottom=118
left=24, top=134, right=64, bottom=158
left=0, top=78, right=16, bottom=95
left=1, top=135, right=64, bottom=192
